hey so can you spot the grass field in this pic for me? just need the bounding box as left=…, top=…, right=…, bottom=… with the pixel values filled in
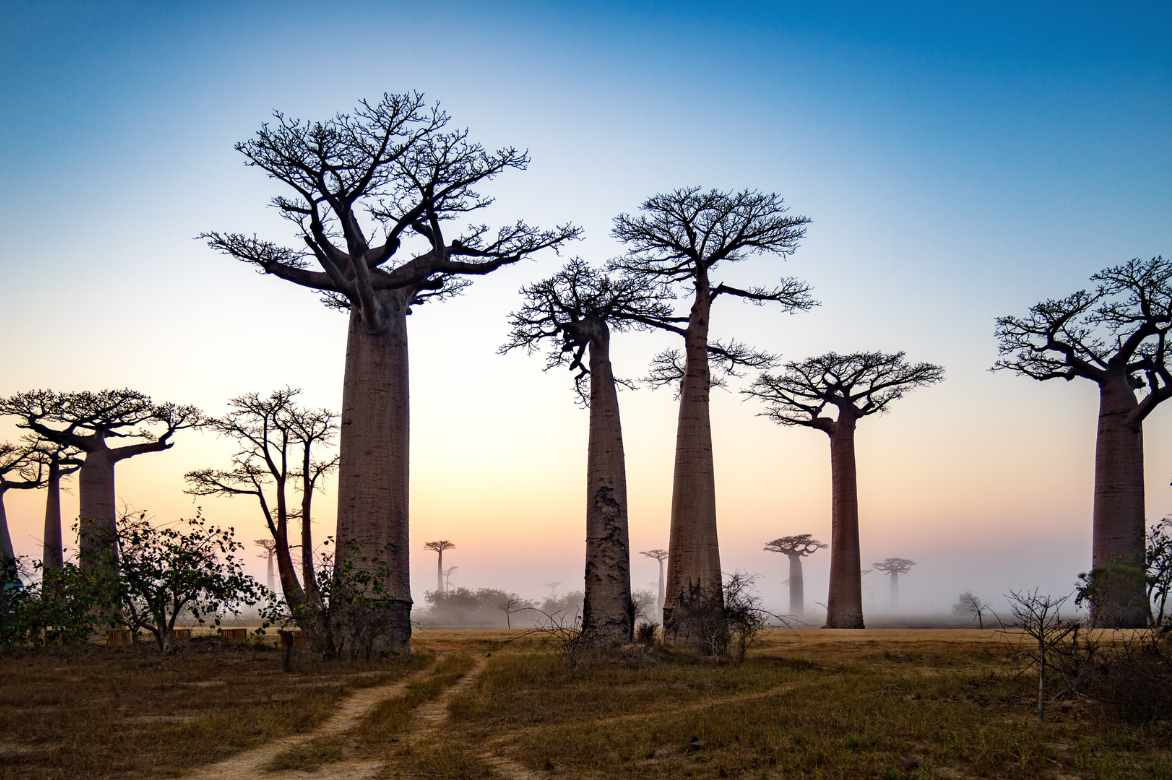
left=1, top=628, right=1169, bottom=779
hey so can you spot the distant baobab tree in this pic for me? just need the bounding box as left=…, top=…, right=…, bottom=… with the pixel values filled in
left=256, top=538, right=278, bottom=592
left=764, top=534, right=826, bottom=616
left=612, top=187, right=815, bottom=644
left=995, top=257, right=1172, bottom=627
left=0, top=443, right=44, bottom=581
left=873, top=557, right=916, bottom=608
left=186, top=389, right=337, bottom=648
left=202, top=92, right=579, bottom=655
left=28, top=440, right=82, bottom=576
left=503, top=259, right=674, bottom=645
left=745, top=351, right=943, bottom=628
left=424, top=540, right=455, bottom=595
left=640, top=549, right=669, bottom=618
left=0, top=389, right=200, bottom=574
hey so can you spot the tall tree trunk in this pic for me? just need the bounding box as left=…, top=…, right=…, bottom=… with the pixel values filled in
left=581, top=326, right=635, bottom=645
left=334, top=297, right=412, bottom=657
left=78, top=449, right=118, bottom=573
left=664, top=283, right=724, bottom=645
left=0, top=492, right=15, bottom=582
left=825, top=415, right=864, bottom=628
left=42, top=463, right=64, bottom=574
left=1090, top=372, right=1148, bottom=627
left=435, top=549, right=444, bottom=595
left=298, top=460, right=321, bottom=604
left=266, top=552, right=275, bottom=592
left=890, top=573, right=899, bottom=608
left=788, top=553, right=804, bottom=616
left=656, top=559, right=665, bottom=619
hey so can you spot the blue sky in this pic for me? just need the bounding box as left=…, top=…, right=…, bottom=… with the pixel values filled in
left=1, top=2, right=1170, bottom=610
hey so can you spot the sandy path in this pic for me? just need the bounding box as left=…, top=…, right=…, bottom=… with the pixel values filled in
left=183, top=669, right=425, bottom=780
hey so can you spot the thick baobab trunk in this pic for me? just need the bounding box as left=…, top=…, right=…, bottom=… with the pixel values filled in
left=787, top=553, right=804, bottom=616
left=77, top=449, right=118, bottom=573
left=664, top=285, right=724, bottom=645
left=42, top=463, right=64, bottom=574
left=1090, top=373, right=1148, bottom=627
left=581, top=327, right=635, bottom=646
left=889, top=573, right=899, bottom=608
left=0, top=493, right=15, bottom=581
left=334, top=298, right=412, bottom=657
left=435, top=549, right=444, bottom=595
left=265, top=552, right=275, bottom=592
left=825, top=415, right=864, bottom=628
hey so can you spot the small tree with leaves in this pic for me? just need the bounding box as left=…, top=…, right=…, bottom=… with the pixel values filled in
left=611, top=187, right=815, bottom=646
left=994, top=257, right=1172, bottom=627
left=764, top=534, right=826, bottom=617
left=503, top=258, right=676, bottom=646
left=0, top=389, right=200, bottom=575
left=203, top=93, right=579, bottom=656
left=745, top=352, right=942, bottom=627
left=114, top=511, right=265, bottom=653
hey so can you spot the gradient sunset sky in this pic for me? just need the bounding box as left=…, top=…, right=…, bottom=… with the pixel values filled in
left=2, top=2, right=1170, bottom=612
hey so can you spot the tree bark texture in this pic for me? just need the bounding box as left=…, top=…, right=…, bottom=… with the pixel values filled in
left=825, top=415, right=864, bottom=628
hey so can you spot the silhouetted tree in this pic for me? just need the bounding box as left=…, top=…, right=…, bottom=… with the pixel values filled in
left=503, top=259, right=674, bottom=646
left=873, top=557, right=916, bottom=608
left=640, top=548, right=669, bottom=618
left=0, top=443, right=44, bottom=581
left=611, top=187, right=814, bottom=645
left=953, top=591, right=988, bottom=628
left=1005, top=590, right=1079, bottom=721
left=424, top=540, right=454, bottom=595
left=256, top=538, right=278, bottom=593
left=203, top=93, right=579, bottom=655
left=745, top=351, right=942, bottom=627
left=186, top=389, right=337, bottom=647
left=0, top=390, right=200, bottom=574
left=28, top=441, right=82, bottom=576
left=764, top=534, right=826, bottom=616
left=995, top=257, right=1172, bottom=627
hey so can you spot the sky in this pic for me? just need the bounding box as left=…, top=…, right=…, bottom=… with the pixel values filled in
left=1, top=1, right=1171, bottom=617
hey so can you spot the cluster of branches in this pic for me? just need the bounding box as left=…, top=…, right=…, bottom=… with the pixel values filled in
left=994, top=257, right=1172, bottom=412
left=202, top=92, right=580, bottom=327
left=764, top=534, right=826, bottom=557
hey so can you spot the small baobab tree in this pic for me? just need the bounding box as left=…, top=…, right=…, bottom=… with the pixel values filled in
left=745, top=351, right=943, bottom=628
left=0, top=443, right=44, bottom=581
left=203, top=92, right=579, bottom=654
left=640, top=548, right=669, bottom=619
left=503, top=258, right=674, bottom=646
left=764, top=534, right=826, bottom=616
left=256, top=538, right=278, bottom=593
left=994, top=257, right=1172, bottom=627
left=27, top=440, right=83, bottom=576
left=873, top=557, right=916, bottom=608
left=424, top=540, right=455, bottom=595
left=0, top=389, right=200, bottom=575
left=186, top=389, right=337, bottom=649
left=612, top=187, right=815, bottom=644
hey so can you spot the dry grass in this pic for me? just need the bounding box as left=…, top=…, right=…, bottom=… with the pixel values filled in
left=2, top=628, right=1170, bottom=779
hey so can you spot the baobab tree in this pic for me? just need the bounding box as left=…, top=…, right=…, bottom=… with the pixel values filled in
left=502, top=259, right=675, bottom=645
left=995, top=257, right=1172, bottom=627
left=0, top=389, right=200, bottom=574
left=256, top=538, right=278, bottom=593
left=424, top=540, right=454, bottom=595
left=764, top=534, right=826, bottom=616
left=26, top=440, right=83, bottom=575
left=186, top=389, right=337, bottom=648
left=873, top=557, right=916, bottom=608
left=202, top=92, right=578, bottom=654
left=640, top=549, right=669, bottom=618
left=0, top=443, right=44, bottom=581
left=745, top=351, right=943, bottom=628
left=611, top=187, right=815, bottom=643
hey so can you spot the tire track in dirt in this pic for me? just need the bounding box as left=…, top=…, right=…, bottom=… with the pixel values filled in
left=183, top=665, right=430, bottom=780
